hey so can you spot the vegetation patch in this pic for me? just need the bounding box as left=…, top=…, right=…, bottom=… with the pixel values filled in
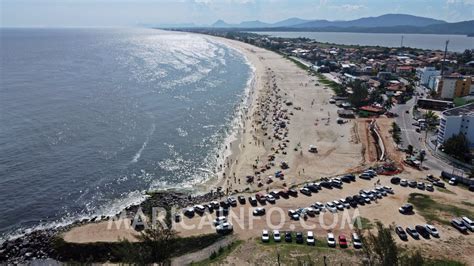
left=461, top=201, right=474, bottom=207
left=407, top=193, right=474, bottom=225
left=191, top=240, right=243, bottom=266
left=353, top=216, right=374, bottom=230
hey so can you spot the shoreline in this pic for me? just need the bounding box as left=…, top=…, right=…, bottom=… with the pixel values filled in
left=1, top=30, right=366, bottom=262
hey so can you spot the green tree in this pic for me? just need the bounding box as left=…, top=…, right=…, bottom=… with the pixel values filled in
left=424, top=110, right=439, bottom=125
left=348, top=80, right=369, bottom=107
left=359, top=222, right=399, bottom=266
left=442, top=133, right=471, bottom=163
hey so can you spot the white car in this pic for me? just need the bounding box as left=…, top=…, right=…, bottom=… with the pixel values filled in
left=213, top=216, right=227, bottom=226
left=449, top=178, right=456, bottom=185
left=262, top=230, right=270, bottom=242
left=400, top=179, right=408, bottom=186
left=352, top=233, right=362, bottom=249
left=307, top=231, right=315, bottom=245
left=273, top=230, right=281, bottom=242
left=216, top=222, right=233, bottom=233
left=462, top=216, right=474, bottom=231
left=265, top=194, right=276, bottom=203
left=327, top=233, right=336, bottom=247
left=326, top=202, right=337, bottom=213
left=425, top=224, right=439, bottom=237
left=340, top=199, right=350, bottom=208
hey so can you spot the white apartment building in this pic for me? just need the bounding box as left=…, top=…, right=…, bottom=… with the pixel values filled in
left=437, top=103, right=474, bottom=148
left=416, top=67, right=440, bottom=86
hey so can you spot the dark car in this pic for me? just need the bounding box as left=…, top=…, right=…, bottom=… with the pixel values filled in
left=220, top=200, right=230, bottom=208
left=399, top=203, right=414, bottom=214
left=306, top=184, right=319, bottom=192
left=395, top=226, right=408, bottom=241
left=469, top=185, right=474, bottom=192
left=320, top=181, right=332, bottom=189
left=345, top=174, right=356, bottom=182
left=295, top=232, right=304, bottom=244
left=415, top=225, right=430, bottom=239
left=285, top=231, right=292, bottom=242
left=433, top=181, right=445, bottom=188
left=288, top=189, right=298, bottom=197
left=341, top=176, right=351, bottom=183
left=408, top=180, right=417, bottom=188
left=391, top=176, right=401, bottom=184
left=406, top=227, right=419, bottom=239
left=249, top=197, right=257, bottom=206
left=238, top=196, right=246, bottom=204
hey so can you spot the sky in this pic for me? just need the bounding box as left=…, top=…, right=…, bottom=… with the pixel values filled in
left=1, top=0, right=473, bottom=27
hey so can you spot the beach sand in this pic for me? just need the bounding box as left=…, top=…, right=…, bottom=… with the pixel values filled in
left=202, top=35, right=363, bottom=194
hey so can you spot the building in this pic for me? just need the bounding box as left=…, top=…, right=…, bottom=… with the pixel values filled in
left=416, top=67, right=440, bottom=86
left=437, top=103, right=474, bottom=148
left=438, top=75, right=473, bottom=100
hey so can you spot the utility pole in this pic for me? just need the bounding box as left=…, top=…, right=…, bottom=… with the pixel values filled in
left=401, top=35, right=404, bottom=48
left=440, top=40, right=449, bottom=77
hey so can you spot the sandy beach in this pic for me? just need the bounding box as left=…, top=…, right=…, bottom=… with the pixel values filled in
left=203, top=35, right=363, bottom=195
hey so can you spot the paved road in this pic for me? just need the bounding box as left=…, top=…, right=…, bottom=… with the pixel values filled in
left=390, top=88, right=459, bottom=173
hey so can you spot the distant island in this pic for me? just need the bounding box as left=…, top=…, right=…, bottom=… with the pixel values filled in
left=157, top=14, right=474, bottom=36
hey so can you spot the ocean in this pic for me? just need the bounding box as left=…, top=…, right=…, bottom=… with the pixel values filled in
left=253, top=31, right=473, bottom=52
left=0, top=28, right=253, bottom=241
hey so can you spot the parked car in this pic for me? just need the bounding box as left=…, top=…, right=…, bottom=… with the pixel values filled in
left=216, top=222, right=233, bottom=234
left=395, top=226, right=408, bottom=241
left=273, top=230, right=281, bottom=242
left=406, top=227, right=420, bottom=239
left=327, top=233, right=336, bottom=247
left=288, top=189, right=298, bottom=197
left=425, top=224, right=439, bottom=237
left=285, top=231, right=292, bottom=242
left=391, top=176, right=401, bottom=184
left=248, top=196, right=258, bottom=206
left=451, top=218, right=468, bottom=233
left=295, top=232, right=304, bottom=244
left=227, top=197, right=237, bottom=207
left=352, top=233, right=362, bottom=249
left=213, top=216, right=227, bottom=226
left=194, top=205, right=206, bottom=213
left=359, top=173, right=372, bottom=180
left=415, top=225, right=430, bottom=239
left=338, top=234, right=348, bottom=248
left=426, top=184, right=434, bottom=192
left=253, top=207, right=266, bottom=216
left=238, top=196, right=246, bottom=204
left=399, top=204, right=414, bottom=214
left=417, top=182, right=425, bottom=190
left=288, top=209, right=300, bottom=220
left=300, top=187, right=311, bottom=196
left=306, top=231, right=315, bottom=245
left=261, top=230, right=270, bottom=242
left=266, top=194, right=276, bottom=203
left=326, top=202, right=337, bottom=213
left=400, top=179, right=408, bottom=187
left=184, top=207, right=195, bottom=217
left=448, top=178, right=457, bottom=185
left=461, top=217, right=474, bottom=231
left=408, top=180, right=417, bottom=188
left=333, top=200, right=344, bottom=210
left=433, top=181, right=445, bottom=188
